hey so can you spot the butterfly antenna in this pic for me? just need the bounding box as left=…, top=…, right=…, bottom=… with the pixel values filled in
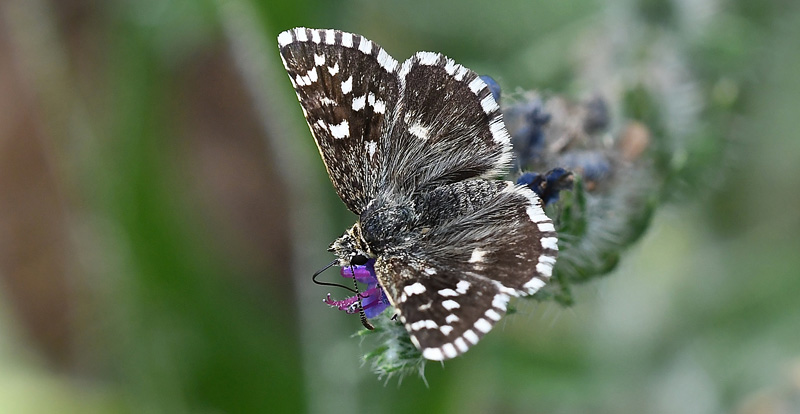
left=350, top=266, right=374, bottom=330
left=312, top=259, right=357, bottom=293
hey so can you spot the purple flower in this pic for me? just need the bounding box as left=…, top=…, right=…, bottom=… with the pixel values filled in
left=323, top=259, right=390, bottom=319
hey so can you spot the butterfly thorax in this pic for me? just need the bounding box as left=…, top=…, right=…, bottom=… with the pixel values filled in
left=361, top=197, right=418, bottom=252
left=329, top=195, right=420, bottom=266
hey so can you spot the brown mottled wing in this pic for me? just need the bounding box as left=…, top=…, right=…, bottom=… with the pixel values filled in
left=383, top=52, right=513, bottom=193
left=279, top=28, right=513, bottom=212
left=374, top=180, right=558, bottom=360
left=278, top=27, right=400, bottom=214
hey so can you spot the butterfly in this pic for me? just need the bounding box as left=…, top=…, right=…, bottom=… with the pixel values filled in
left=278, top=28, right=557, bottom=361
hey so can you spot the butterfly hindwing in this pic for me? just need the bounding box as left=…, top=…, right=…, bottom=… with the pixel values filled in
left=278, top=28, right=400, bottom=214
left=376, top=256, right=511, bottom=361
left=374, top=180, right=558, bottom=360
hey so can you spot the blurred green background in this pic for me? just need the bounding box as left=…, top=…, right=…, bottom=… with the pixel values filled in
left=1, top=0, right=799, bottom=413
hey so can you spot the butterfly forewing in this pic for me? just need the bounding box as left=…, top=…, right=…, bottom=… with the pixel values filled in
left=386, top=53, right=513, bottom=192
left=279, top=28, right=513, bottom=212
left=278, top=28, right=400, bottom=214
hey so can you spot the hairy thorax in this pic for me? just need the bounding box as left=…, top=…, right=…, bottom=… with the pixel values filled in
left=330, top=195, right=420, bottom=265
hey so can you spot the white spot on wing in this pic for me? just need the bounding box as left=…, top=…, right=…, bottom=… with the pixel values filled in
left=445, top=314, right=459, bottom=324
left=492, top=293, right=509, bottom=311
left=358, top=38, right=373, bottom=55
left=438, top=288, right=458, bottom=297
left=341, top=76, right=353, bottom=95
left=480, top=95, right=499, bottom=114
left=341, top=32, right=353, bottom=48
left=444, top=58, right=457, bottom=75
left=442, top=343, right=457, bottom=358
left=474, top=318, right=492, bottom=333
left=311, top=30, right=321, bottom=44
left=294, top=27, right=307, bottom=42
left=538, top=222, right=556, bottom=232
left=314, top=53, right=325, bottom=66
left=399, top=61, right=412, bottom=78
left=489, top=119, right=511, bottom=145
left=408, top=123, right=429, bottom=140
left=496, top=147, right=513, bottom=168
left=527, top=206, right=549, bottom=223
left=525, top=277, right=547, bottom=292
left=539, top=255, right=557, bottom=265
left=442, top=300, right=460, bottom=310
left=454, top=338, right=468, bottom=352
left=362, top=93, right=386, bottom=113
left=324, top=29, right=335, bottom=45
left=497, top=285, right=519, bottom=296
left=535, top=262, right=553, bottom=278
left=485, top=309, right=502, bottom=321
left=373, top=98, right=386, bottom=114
left=306, top=67, right=318, bottom=83
left=422, top=347, right=444, bottom=361
left=440, top=325, right=454, bottom=336
left=489, top=119, right=511, bottom=146
left=366, top=141, right=377, bottom=159
left=277, top=30, right=293, bottom=47
left=352, top=95, right=366, bottom=111
left=463, top=329, right=479, bottom=344
left=455, top=65, right=469, bottom=81
left=329, top=120, right=349, bottom=139
left=377, top=48, right=398, bottom=72
left=417, top=51, right=440, bottom=65
left=456, top=280, right=470, bottom=294
left=328, top=62, right=339, bottom=76
left=541, top=237, right=558, bottom=250
left=468, top=77, right=487, bottom=94
left=469, top=248, right=487, bottom=263
left=409, top=335, right=420, bottom=348
left=411, top=319, right=438, bottom=330
left=404, top=282, right=426, bottom=296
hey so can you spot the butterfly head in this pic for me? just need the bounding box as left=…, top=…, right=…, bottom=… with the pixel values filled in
left=329, top=222, right=375, bottom=267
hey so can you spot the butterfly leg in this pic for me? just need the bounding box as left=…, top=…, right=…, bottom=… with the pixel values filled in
left=353, top=276, right=374, bottom=330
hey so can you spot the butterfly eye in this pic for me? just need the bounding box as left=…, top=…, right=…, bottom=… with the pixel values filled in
left=351, top=254, right=369, bottom=266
